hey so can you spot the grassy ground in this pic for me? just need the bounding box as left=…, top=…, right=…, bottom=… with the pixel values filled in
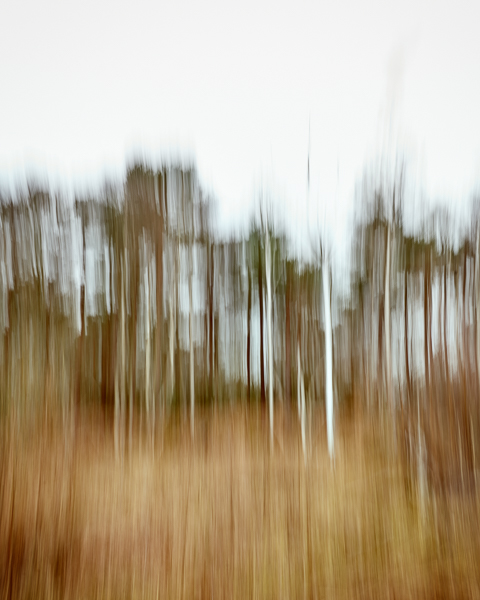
left=1, top=404, right=479, bottom=599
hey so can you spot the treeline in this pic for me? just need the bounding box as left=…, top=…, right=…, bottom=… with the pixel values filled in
left=1, top=159, right=479, bottom=481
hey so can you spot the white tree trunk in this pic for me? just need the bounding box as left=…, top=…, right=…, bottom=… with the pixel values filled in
left=190, top=243, right=195, bottom=440
left=476, top=227, right=480, bottom=388
left=265, top=228, right=273, bottom=448
left=385, top=223, right=391, bottom=406
left=323, top=258, right=334, bottom=460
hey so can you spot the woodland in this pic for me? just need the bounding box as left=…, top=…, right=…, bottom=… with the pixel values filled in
left=1, top=159, right=480, bottom=599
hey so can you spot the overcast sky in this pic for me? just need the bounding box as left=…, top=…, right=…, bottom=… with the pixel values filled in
left=1, top=0, right=479, bottom=261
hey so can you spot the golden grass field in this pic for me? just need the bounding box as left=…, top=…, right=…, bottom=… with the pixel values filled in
left=1, top=404, right=479, bottom=599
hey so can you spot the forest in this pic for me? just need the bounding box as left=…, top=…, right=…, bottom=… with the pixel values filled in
left=1, top=158, right=480, bottom=599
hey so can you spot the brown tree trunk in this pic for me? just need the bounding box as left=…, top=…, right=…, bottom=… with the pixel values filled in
left=404, top=265, right=411, bottom=401
left=214, top=313, right=219, bottom=403
left=44, top=283, right=53, bottom=418
left=428, top=254, right=434, bottom=398
left=209, top=243, right=214, bottom=400
left=424, top=253, right=430, bottom=406
left=378, top=294, right=384, bottom=402
left=101, top=318, right=108, bottom=413
left=462, top=251, right=473, bottom=472
left=129, top=251, right=139, bottom=452
left=444, top=257, right=453, bottom=425
left=155, top=174, right=164, bottom=413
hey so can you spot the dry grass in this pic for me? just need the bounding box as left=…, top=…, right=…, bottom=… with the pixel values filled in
left=1, top=404, right=480, bottom=600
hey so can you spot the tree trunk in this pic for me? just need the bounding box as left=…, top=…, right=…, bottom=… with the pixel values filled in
left=445, top=253, right=452, bottom=425
left=209, top=243, right=214, bottom=401
left=285, top=263, right=291, bottom=414
left=424, top=251, right=430, bottom=407
left=120, top=253, right=126, bottom=456
left=258, top=237, right=265, bottom=406
left=44, top=284, right=52, bottom=419
left=115, top=249, right=126, bottom=461
left=145, top=259, right=152, bottom=451
left=265, top=229, right=273, bottom=447
left=323, top=258, right=334, bottom=460
left=297, top=304, right=306, bottom=459
left=129, top=252, right=138, bottom=455
left=247, top=267, right=251, bottom=403
left=462, top=250, right=473, bottom=471
left=189, top=243, right=194, bottom=439
left=168, top=279, right=175, bottom=406
left=404, top=263, right=411, bottom=401
left=155, top=174, right=164, bottom=427
left=76, top=224, right=86, bottom=413
left=175, top=246, right=182, bottom=412
left=384, top=224, right=391, bottom=407
left=476, top=228, right=480, bottom=394
left=378, top=294, right=384, bottom=405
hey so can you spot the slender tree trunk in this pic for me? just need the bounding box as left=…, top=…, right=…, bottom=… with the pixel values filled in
left=265, top=229, right=273, bottom=447
left=297, top=305, right=306, bottom=459
left=385, top=223, right=392, bottom=407
left=145, top=260, right=152, bottom=450
left=203, top=286, right=208, bottom=402
left=114, top=332, right=120, bottom=460
left=285, top=263, right=291, bottom=414
left=428, top=252, right=435, bottom=400
left=120, top=253, right=126, bottom=457
left=168, top=280, right=175, bottom=405
left=155, top=174, right=164, bottom=428
left=463, top=250, right=468, bottom=376
left=76, top=224, right=86, bottom=414
left=476, top=228, right=480, bottom=394
left=258, top=237, right=265, bottom=406
left=44, top=285, right=51, bottom=419
left=405, top=264, right=411, bottom=400
left=175, top=245, right=182, bottom=412
left=378, top=294, right=384, bottom=405
left=360, top=281, right=367, bottom=408
left=214, top=313, right=219, bottom=404
left=369, top=256, right=375, bottom=411
left=247, top=267, right=251, bottom=403
left=209, top=243, right=214, bottom=401
left=189, top=242, right=194, bottom=439
left=115, top=249, right=127, bottom=461
left=129, top=254, right=138, bottom=455
left=445, top=254, right=452, bottom=424
left=323, top=257, right=334, bottom=460
left=462, top=250, right=473, bottom=471
left=424, top=252, right=430, bottom=406
left=101, top=318, right=108, bottom=422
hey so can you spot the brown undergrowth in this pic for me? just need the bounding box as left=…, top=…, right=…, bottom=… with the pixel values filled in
left=1, top=404, right=479, bottom=599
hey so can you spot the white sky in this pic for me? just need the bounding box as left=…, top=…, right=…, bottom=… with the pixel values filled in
left=1, top=0, right=479, bottom=263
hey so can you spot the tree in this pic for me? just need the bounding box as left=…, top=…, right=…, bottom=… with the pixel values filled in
left=322, top=252, right=334, bottom=460
left=264, top=219, right=274, bottom=448
left=258, top=234, right=266, bottom=406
